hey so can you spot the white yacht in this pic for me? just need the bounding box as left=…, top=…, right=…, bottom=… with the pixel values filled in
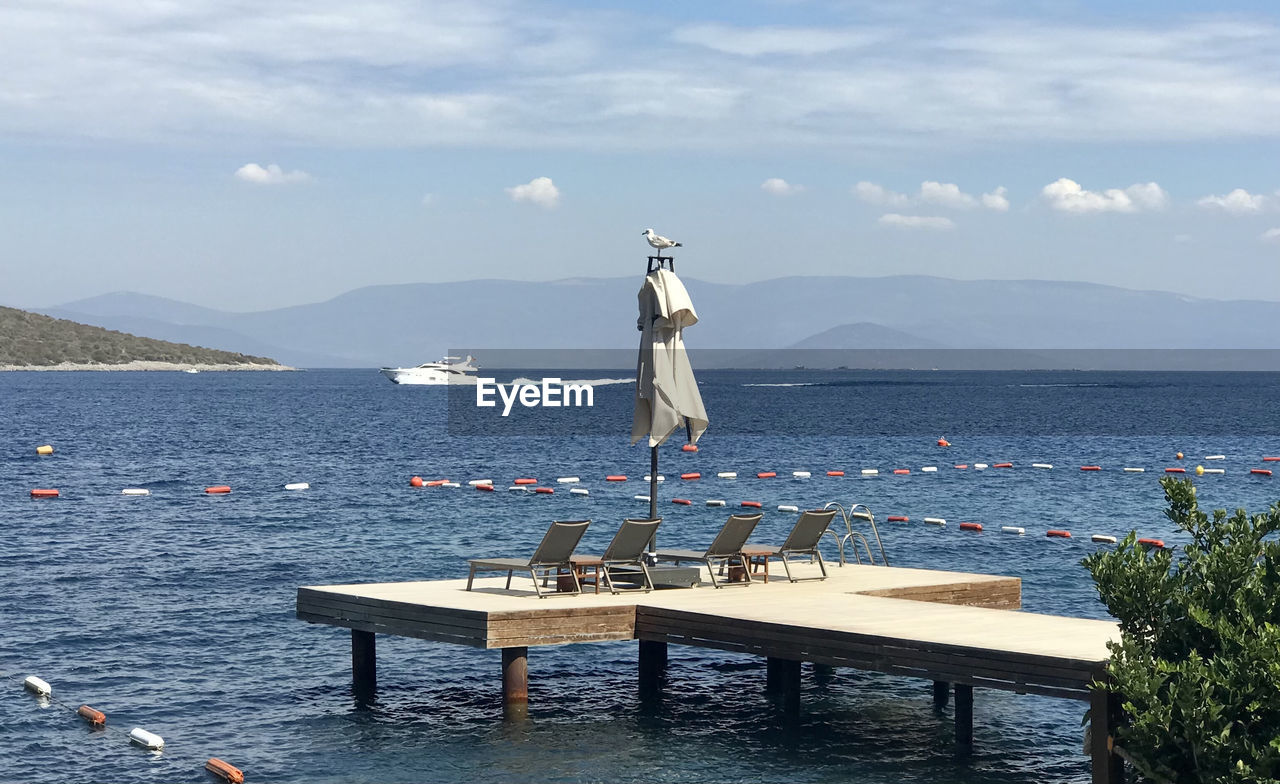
left=380, top=355, right=479, bottom=385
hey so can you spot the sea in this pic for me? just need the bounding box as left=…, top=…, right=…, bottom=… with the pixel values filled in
left=2, top=368, right=1279, bottom=784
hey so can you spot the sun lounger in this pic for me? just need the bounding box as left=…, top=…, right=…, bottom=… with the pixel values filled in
left=654, top=513, right=762, bottom=588
left=466, top=520, right=591, bottom=598
left=748, top=509, right=837, bottom=582
left=576, top=518, right=662, bottom=594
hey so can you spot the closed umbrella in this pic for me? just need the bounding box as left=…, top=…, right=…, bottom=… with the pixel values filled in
left=632, top=266, right=709, bottom=533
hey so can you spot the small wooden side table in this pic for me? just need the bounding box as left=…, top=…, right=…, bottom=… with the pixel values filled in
left=566, top=555, right=604, bottom=594
left=740, top=545, right=774, bottom=583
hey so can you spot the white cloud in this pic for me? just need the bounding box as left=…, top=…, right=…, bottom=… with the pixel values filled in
left=854, top=181, right=910, bottom=207
left=505, top=176, right=560, bottom=208
left=421, top=193, right=437, bottom=207
left=981, top=186, right=1010, bottom=212
left=878, top=213, right=955, bottom=230
left=920, top=181, right=977, bottom=209
left=761, top=178, right=803, bottom=196
left=234, top=163, right=310, bottom=185
left=672, top=24, right=880, bottom=57
left=1261, top=228, right=1280, bottom=243
left=1198, top=188, right=1268, bottom=214
left=1041, top=178, right=1168, bottom=213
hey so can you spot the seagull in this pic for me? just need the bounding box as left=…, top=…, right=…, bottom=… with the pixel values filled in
left=643, top=228, right=682, bottom=257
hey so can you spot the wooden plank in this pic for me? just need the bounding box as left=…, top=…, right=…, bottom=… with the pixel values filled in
left=297, top=611, right=488, bottom=648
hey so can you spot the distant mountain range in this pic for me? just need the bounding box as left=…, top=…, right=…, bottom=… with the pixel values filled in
left=26, top=275, right=1280, bottom=369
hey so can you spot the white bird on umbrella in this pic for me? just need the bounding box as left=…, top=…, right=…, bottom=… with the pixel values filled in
left=643, top=228, right=682, bottom=257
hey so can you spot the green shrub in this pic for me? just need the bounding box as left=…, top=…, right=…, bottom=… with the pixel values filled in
left=1083, top=477, right=1280, bottom=783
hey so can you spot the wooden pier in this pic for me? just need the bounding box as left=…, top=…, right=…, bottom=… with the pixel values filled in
left=298, top=563, right=1124, bottom=783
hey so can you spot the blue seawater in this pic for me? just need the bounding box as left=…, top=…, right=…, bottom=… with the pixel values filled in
left=1, top=369, right=1278, bottom=783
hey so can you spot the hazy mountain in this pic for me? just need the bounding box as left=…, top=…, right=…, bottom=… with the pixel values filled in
left=43, top=275, right=1280, bottom=368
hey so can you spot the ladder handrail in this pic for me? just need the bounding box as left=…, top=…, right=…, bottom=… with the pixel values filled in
left=822, top=501, right=889, bottom=566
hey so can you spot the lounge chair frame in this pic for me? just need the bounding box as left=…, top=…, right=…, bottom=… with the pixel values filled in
left=466, top=520, right=591, bottom=598
left=654, top=513, right=762, bottom=588
left=597, top=518, right=662, bottom=594
left=758, top=509, right=838, bottom=582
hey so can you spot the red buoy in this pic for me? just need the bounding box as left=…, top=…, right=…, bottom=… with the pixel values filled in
left=954, top=464, right=969, bottom=470
left=1165, top=467, right=1186, bottom=474
left=1252, top=469, right=1273, bottom=476
left=937, top=438, right=950, bottom=447
left=1046, top=529, right=1072, bottom=538
left=826, top=470, right=845, bottom=477
left=534, top=487, right=554, bottom=494
left=425, top=479, right=448, bottom=487
left=682, top=444, right=698, bottom=452
left=756, top=472, right=776, bottom=479
left=1080, top=466, right=1101, bottom=471
left=514, top=478, right=538, bottom=485
left=409, top=476, right=424, bottom=487
left=1263, top=457, right=1280, bottom=462
left=671, top=498, right=692, bottom=505
left=959, top=522, right=983, bottom=532
left=681, top=472, right=701, bottom=480
left=205, top=486, right=231, bottom=494
left=892, top=469, right=910, bottom=475
left=77, top=705, right=106, bottom=728
left=476, top=484, right=495, bottom=492
left=1137, top=538, right=1165, bottom=549
left=206, top=758, right=245, bottom=784
left=606, top=475, right=628, bottom=481
left=886, top=515, right=909, bottom=522
left=29, top=489, right=60, bottom=498
left=993, top=462, right=1013, bottom=469
left=741, top=501, right=763, bottom=508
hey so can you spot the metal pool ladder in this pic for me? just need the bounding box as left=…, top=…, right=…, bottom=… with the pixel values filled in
left=821, top=502, right=889, bottom=566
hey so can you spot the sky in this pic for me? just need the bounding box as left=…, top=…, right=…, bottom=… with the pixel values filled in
left=2, top=0, right=1280, bottom=312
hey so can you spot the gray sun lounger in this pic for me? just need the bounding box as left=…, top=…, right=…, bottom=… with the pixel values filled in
left=578, top=518, right=662, bottom=594
left=654, top=513, right=762, bottom=588
left=750, top=509, right=838, bottom=582
left=466, top=520, right=591, bottom=598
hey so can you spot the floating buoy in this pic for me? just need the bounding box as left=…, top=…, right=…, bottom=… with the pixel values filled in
left=556, top=477, right=580, bottom=484
left=426, top=479, right=449, bottom=487
left=1033, top=463, right=1053, bottom=469
left=921, top=466, right=938, bottom=472
left=569, top=488, right=589, bottom=496
left=826, top=470, right=845, bottom=477
left=959, top=522, right=983, bottom=532
left=476, top=484, right=495, bottom=492
left=23, top=676, right=51, bottom=696
left=634, top=495, right=650, bottom=502
left=1091, top=534, right=1117, bottom=544
left=993, top=462, right=1013, bottom=469
left=923, top=517, right=946, bottom=526
left=1001, top=525, right=1025, bottom=535
left=937, top=438, right=950, bottom=447
left=886, top=515, right=909, bottom=522
left=1138, top=538, right=1165, bottom=549
left=467, top=479, right=493, bottom=486
left=953, top=464, right=968, bottom=470
left=206, top=758, right=245, bottom=784
left=284, top=482, right=310, bottom=491
left=409, top=476, right=424, bottom=488
left=680, top=472, right=701, bottom=480
left=514, top=478, right=538, bottom=485
left=1080, top=466, right=1101, bottom=471
left=706, top=499, right=725, bottom=506
left=741, top=501, right=763, bottom=508
left=1176, top=452, right=1184, bottom=460
left=77, top=705, right=106, bottom=727
left=121, top=488, right=150, bottom=496
left=36, top=445, right=53, bottom=455
left=129, top=727, right=164, bottom=750
left=861, top=469, right=878, bottom=475
left=1252, top=469, right=1274, bottom=476
left=441, top=482, right=460, bottom=488
left=29, top=489, right=59, bottom=498
left=717, top=472, right=737, bottom=479
left=1046, top=529, right=1072, bottom=538
left=534, top=487, right=554, bottom=494
left=974, top=463, right=989, bottom=470
left=671, top=498, right=691, bottom=505
left=1264, top=457, right=1280, bottom=462
left=507, top=486, right=528, bottom=492
left=1165, top=468, right=1186, bottom=474
left=1123, top=468, right=1145, bottom=473
left=792, top=471, right=811, bottom=478
left=644, top=475, right=666, bottom=482
left=1205, top=455, right=1225, bottom=461
left=892, top=469, right=910, bottom=475
left=756, top=471, right=776, bottom=479
left=205, top=486, right=232, bottom=494
left=682, top=444, right=698, bottom=452
left=1195, top=465, right=1204, bottom=476
left=606, top=475, right=628, bottom=481
left=778, top=504, right=799, bottom=512
left=1203, top=468, right=1225, bottom=475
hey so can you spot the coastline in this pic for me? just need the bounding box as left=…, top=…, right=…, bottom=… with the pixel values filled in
left=0, top=361, right=297, bottom=371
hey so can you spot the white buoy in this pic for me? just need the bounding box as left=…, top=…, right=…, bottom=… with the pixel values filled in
left=570, top=488, right=589, bottom=496
left=129, top=728, right=164, bottom=750
left=861, top=469, right=878, bottom=475
left=556, top=477, right=580, bottom=484
left=441, top=482, right=460, bottom=488
left=1205, top=455, right=1226, bottom=460
left=778, top=504, right=799, bottom=512
left=716, top=472, right=737, bottom=479
left=1001, top=526, right=1025, bottom=535
left=706, top=499, right=726, bottom=506
left=923, top=517, right=946, bottom=526
left=643, top=475, right=666, bottom=482
left=467, top=479, right=493, bottom=486
left=507, top=486, right=528, bottom=492
left=284, top=482, right=310, bottom=491
left=121, top=488, right=151, bottom=496
left=921, top=466, right=938, bottom=472
left=852, top=511, right=873, bottom=520
left=974, top=463, right=989, bottom=470
left=1123, top=467, right=1144, bottom=473
left=1032, top=463, right=1053, bottom=470
left=1203, top=468, right=1225, bottom=475
left=792, top=471, right=811, bottom=478
left=23, top=676, right=51, bottom=697
left=634, top=495, right=651, bottom=502
left=1091, top=534, right=1118, bottom=544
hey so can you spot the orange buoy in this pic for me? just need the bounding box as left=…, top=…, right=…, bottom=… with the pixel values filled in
left=205, top=485, right=232, bottom=494
left=1176, top=452, right=1184, bottom=460
left=680, top=472, right=700, bottom=480
left=1252, top=469, right=1273, bottom=476
left=826, top=470, right=845, bottom=477
left=1164, top=467, right=1186, bottom=474
left=77, top=705, right=106, bottom=727
left=1263, top=457, right=1280, bottom=462
left=476, top=484, right=495, bottom=492
left=756, top=471, right=776, bottom=479
left=606, top=475, right=628, bottom=481
left=886, top=515, right=909, bottom=522
left=1137, top=538, right=1165, bottom=548
left=681, top=444, right=698, bottom=452
left=205, top=758, right=245, bottom=784
left=959, top=522, right=983, bottom=532
left=741, top=500, right=762, bottom=508
left=671, top=498, right=691, bottom=505
left=409, top=476, right=424, bottom=487
left=425, top=479, right=448, bottom=487
left=953, top=464, right=968, bottom=470
left=892, top=469, right=910, bottom=475
left=29, top=489, right=60, bottom=498
left=534, top=487, right=553, bottom=494
left=1080, top=466, right=1101, bottom=471
left=937, top=438, right=950, bottom=447
left=992, top=462, right=1013, bottom=468
left=514, top=478, right=538, bottom=485
left=1046, top=529, right=1071, bottom=538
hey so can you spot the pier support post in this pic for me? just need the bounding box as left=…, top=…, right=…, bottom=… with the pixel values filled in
left=766, top=657, right=802, bottom=716
left=351, top=630, right=376, bottom=694
left=766, top=656, right=783, bottom=693
left=639, top=640, right=667, bottom=699
left=502, top=647, right=528, bottom=708
left=1090, top=688, right=1124, bottom=784
left=932, top=680, right=950, bottom=708
left=954, top=684, right=973, bottom=746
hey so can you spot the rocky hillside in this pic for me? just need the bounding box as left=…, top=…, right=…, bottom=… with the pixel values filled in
left=0, top=305, right=281, bottom=367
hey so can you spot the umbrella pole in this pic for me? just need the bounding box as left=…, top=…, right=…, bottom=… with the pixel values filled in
left=648, top=445, right=659, bottom=551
